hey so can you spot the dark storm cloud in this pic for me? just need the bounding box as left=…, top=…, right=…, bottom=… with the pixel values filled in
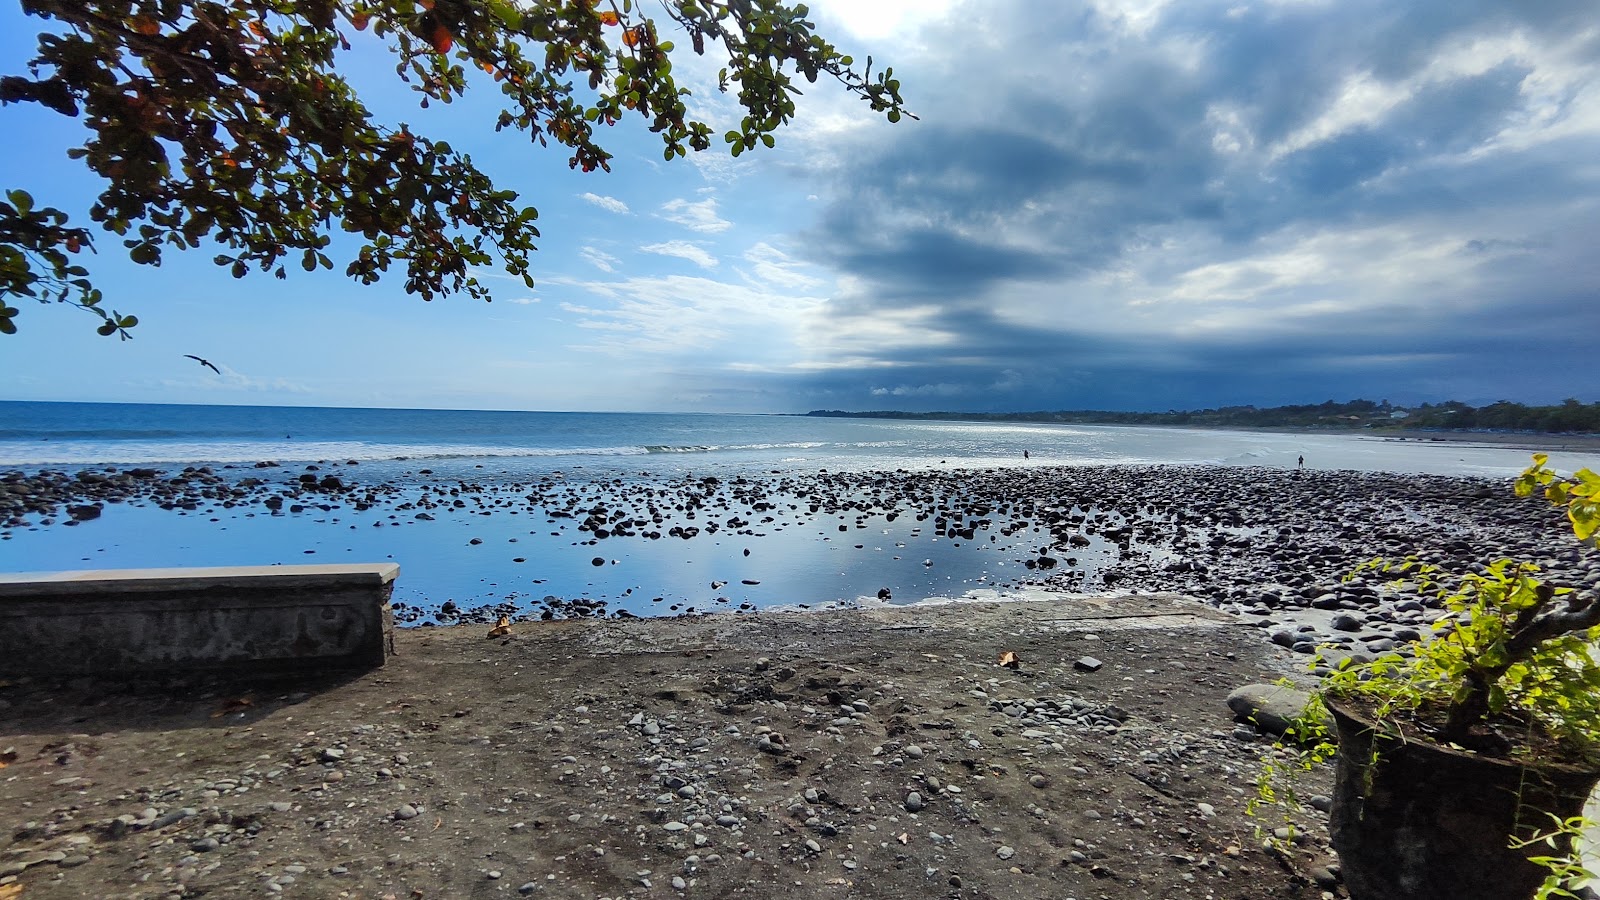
left=782, top=0, right=1600, bottom=409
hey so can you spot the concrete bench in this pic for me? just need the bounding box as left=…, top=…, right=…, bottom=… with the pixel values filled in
left=0, top=564, right=398, bottom=676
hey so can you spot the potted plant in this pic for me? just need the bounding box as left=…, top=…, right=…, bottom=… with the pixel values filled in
left=1266, top=455, right=1600, bottom=900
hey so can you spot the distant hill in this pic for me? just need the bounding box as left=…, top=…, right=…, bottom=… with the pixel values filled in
left=804, top=398, right=1600, bottom=435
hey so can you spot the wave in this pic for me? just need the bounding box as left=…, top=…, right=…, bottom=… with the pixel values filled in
left=642, top=445, right=716, bottom=454
left=0, top=428, right=193, bottom=440
left=0, top=438, right=846, bottom=467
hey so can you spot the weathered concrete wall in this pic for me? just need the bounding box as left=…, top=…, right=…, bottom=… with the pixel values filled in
left=0, top=564, right=398, bottom=676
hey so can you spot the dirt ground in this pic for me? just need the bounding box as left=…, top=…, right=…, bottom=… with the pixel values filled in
left=0, top=593, right=1341, bottom=900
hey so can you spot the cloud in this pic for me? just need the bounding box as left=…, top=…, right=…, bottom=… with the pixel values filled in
left=556, top=274, right=830, bottom=363
left=660, top=197, right=732, bottom=233
left=869, top=382, right=969, bottom=398
left=579, top=192, right=630, bottom=214
left=761, top=0, right=1600, bottom=410
left=580, top=246, right=620, bottom=272
left=641, top=241, right=719, bottom=269
left=741, top=243, right=822, bottom=290
left=162, top=364, right=313, bottom=394
left=503, top=296, right=540, bottom=305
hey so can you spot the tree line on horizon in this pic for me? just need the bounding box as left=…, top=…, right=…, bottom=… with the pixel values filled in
left=805, top=398, right=1600, bottom=435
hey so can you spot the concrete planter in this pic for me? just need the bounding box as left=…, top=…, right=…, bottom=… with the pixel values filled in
left=0, top=564, right=398, bottom=675
left=1329, top=697, right=1600, bottom=900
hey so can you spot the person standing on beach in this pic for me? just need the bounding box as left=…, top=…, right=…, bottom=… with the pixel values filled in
left=1297, top=455, right=1304, bottom=470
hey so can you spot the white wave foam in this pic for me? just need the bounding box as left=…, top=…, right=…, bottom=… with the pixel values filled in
left=0, top=440, right=655, bottom=467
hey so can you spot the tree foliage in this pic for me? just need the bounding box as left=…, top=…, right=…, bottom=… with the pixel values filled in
left=808, top=397, right=1600, bottom=435
left=0, top=0, right=910, bottom=337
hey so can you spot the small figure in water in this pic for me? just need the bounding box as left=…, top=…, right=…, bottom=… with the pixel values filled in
left=1023, top=449, right=1030, bottom=459
left=1297, top=454, right=1305, bottom=470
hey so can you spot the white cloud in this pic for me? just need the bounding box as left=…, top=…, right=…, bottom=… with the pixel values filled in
left=741, top=243, right=822, bottom=290
left=162, top=364, right=313, bottom=394
left=660, top=197, right=732, bottom=233
left=809, top=0, right=958, bottom=42
left=580, top=192, right=630, bottom=214
left=1267, top=30, right=1600, bottom=163
left=984, top=219, right=1493, bottom=347
left=642, top=241, right=719, bottom=269
left=869, top=382, right=969, bottom=398
left=558, top=274, right=830, bottom=361
left=580, top=246, right=620, bottom=272
left=503, top=296, right=540, bottom=305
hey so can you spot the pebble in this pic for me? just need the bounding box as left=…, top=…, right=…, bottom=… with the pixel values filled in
left=904, top=792, right=925, bottom=812
left=395, top=805, right=419, bottom=820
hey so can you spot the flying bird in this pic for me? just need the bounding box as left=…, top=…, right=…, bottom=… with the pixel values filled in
left=183, top=354, right=221, bottom=375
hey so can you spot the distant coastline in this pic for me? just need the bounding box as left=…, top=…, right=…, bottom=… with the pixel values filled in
left=802, top=398, right=1600, bottom=448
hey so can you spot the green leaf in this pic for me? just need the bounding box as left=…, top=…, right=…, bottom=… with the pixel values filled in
left=1572, top=505, right=1600, bottom=542
left=486, top=0, right=523, bottom=28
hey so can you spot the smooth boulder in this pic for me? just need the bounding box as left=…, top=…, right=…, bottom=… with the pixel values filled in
left=1226, top=683, right=1315, bottom=737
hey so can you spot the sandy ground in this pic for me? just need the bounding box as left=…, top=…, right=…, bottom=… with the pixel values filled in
left=0, top=593, right=1340, bottom=900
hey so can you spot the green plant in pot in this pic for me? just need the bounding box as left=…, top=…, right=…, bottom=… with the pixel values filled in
left=1309, top=456, right=1600, bottom=900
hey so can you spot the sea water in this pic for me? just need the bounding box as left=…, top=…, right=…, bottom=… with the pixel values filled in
left=3, top=400, right=1588, bottom=476
left=2, top=401, right=1596, bottom=619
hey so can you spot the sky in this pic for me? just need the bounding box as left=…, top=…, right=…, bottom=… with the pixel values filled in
left=3, top=0, right=1599, bottom=414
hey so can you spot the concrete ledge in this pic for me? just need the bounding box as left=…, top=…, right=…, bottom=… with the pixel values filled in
left=0, top=564, right=398, bottom=676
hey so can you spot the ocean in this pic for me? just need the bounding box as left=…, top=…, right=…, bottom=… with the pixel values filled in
left=2, top=400, right=1586, bottom=476
left=3, top=401, right=1596, bottom=620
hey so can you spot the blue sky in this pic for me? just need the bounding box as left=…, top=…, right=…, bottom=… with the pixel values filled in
left=4, top=0, right=1599, bottom=413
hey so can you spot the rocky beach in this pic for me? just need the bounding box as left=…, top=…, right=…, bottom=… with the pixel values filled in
left=2, top=459, right=1594, bottom=898
left=2, top=460, right=1591, bottom=635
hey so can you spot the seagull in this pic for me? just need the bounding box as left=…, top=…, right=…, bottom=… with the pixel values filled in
left=183, top=354, right=221, bottom=375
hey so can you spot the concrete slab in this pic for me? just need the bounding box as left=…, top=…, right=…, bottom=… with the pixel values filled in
left=0, top=564, right=398, bottom=675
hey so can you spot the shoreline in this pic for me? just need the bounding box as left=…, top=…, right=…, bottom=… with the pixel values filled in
left=3, top=462, right=1589, bottom=633
left=793, top=411, right=1600, bottom=452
